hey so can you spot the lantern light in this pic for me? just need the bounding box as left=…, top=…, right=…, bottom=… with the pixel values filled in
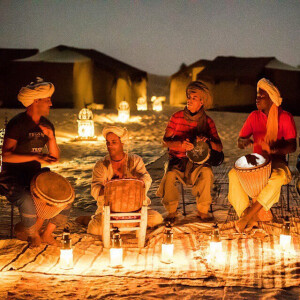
left=118, top=100, right=130, bottom=123
left=76, top=108, right=97, bottom=140
left=60, top=227, right=73, bottom=270
left=151, top=96, right=165, bottom=112
left=210, top=223, right=222, bottom=255
left=110, top=227, right=123, bottom=268
left=280, top=216, right=291, bottom=251
left=136, top=97, right=147, bottom=111
left=161, top=222, right=174, bottom=264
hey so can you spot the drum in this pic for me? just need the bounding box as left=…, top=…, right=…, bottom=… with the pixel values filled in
left=186, top=140, right=210, bottom=164
left=234, top=153, right=271, bottom=198
left=31, top=171, right=75, bottom=219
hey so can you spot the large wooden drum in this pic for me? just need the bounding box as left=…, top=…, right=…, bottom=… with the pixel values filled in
left=31, top=171, right=75, bottom=219
left=104, top=178, right=145, bottom=212
left=234, top=153, right=272, bottom=221
left=234, top=153, right=271, bottom=198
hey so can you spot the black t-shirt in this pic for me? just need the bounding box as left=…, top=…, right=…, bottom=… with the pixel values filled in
left=2, top=112, right=55, bottom=184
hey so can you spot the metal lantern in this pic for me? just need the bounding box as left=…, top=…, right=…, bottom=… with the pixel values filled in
left=60, top=227, right=73, bottom=269
left=161, top=222, right=174, bottom=264
left=110, top=227, right=123, bottom=268
left=151, top=96, right=165, bottom=112
left=118, top=100, right=130, bottom=123
left=280, top=217, right=291, bottom=250
left=210, top=223, right=222, bottom=254
left=77, top=108, right=96, bottom=140
left=136, top=97, right=147, bottom=111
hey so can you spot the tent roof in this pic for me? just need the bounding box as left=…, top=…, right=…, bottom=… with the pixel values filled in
left=0, top=48, right=38, bottom=64
left=171, top=59, right=211, bottom=79
left=265, top=59, right=300, bottom=72
left=197, top=56, right=275, bottom=82
left=16, top=45, right=147, bottom=80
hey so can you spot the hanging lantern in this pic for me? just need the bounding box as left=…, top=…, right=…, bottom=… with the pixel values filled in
left=210, top=223, right=222, bottom=255
left=151, top=96, right=165, bottom=112
left=280, top=217, right=291, bottom=250
left=60, top=227, right=73, bottom=270
left=118, top=100, right=130, bottom=123
left=136, top=97, right=147, bottom=111
left=110, top=227, right=123, bottom=268
left=161, top=222, right=174, bottom=264
left=76, top=108, right=97, bottom=140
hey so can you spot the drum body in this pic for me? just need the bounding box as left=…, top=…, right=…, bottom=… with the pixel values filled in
left=186, top=140, right=211, bottom=164
left=234, top=154, right=271, bottom=198
left=31, top=171, right=75, bottom=219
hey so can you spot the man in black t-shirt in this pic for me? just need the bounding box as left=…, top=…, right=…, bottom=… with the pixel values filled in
left=1, top=78, right=70, bottom=247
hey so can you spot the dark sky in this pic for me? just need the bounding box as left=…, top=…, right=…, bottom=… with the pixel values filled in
left=0, top=0, right=299, bottom=75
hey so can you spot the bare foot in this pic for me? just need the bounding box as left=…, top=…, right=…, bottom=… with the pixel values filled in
left=28, top=234, right=42, bottom=248
left=244, top=219, right=259, bottom=233
left=14, top=222, right=28, bottom=241
left=235, top=218, right=248, bottom=233
left=41, top=233, right=60, bottom=246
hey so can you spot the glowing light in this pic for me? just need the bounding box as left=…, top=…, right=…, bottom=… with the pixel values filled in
left=77, top=108, right=96, bottom=140
left=280, top=217, right=291, bottom=251
left=210, top=241, right=222, bottom=254
left=118, top=101, right=130, bottom=123
left=60, top=228, right=73, bottom=269
left=151, top=96, right=165, bottom=111
left=136, top=97, right=147, bottom=111
left=161, top=222, right=174, bottom=264
left=110, top=228, right=123, bottom=268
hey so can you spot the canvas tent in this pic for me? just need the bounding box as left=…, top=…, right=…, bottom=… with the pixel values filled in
left=196, top=56, right=300, bottom=113
left=4, top=45, right=147, bottom=109
left=169, top=59, right=211, bottom=106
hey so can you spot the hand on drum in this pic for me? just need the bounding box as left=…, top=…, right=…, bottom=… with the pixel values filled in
left=36, top=154, right=58, bottom=165
left=182, top=139, right=194, bottom=151
left=196, top=135, right=209, bottom=143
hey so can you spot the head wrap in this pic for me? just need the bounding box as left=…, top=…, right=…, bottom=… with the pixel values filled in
left=17, top=77, right=55, bottom=107
left=186, top=81, right=212, bottom=108
left=102, top=126, right=129, bottom=144
left=257, top=78, right=282, bottom=145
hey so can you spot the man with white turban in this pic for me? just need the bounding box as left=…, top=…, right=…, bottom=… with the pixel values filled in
left=228, top=78, right=297, bottom=233
left=76, top=125, right=163, bottom=235
left=0, top=78, right=69, bottom=247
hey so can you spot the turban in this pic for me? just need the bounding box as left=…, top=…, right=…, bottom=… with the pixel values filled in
left=257, top=78, right=282, bottom=107
left=186, top=81, right=212, bottom=108
left=17, top=77, right=55, bottom=107
left=102, top=126, right=129, bottom=144
left=257, top=78, right=282, bottom=146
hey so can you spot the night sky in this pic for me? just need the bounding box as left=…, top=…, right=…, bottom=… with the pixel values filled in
left=0, top=0, right=299, bottom=75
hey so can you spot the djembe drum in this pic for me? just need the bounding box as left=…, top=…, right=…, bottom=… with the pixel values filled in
left=234, top=153, right=272, bottom=221
left=31, top=171, right=75, bottom=219
left=187, top=140, right=211, bottom=164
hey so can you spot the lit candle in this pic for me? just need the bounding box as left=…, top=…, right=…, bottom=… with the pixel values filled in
left=280, top=217, right=291, bottom=251
left=110, top=227, right=123, bottom=268
left=161, top=222, right=174, bottom=264
left=60, top=228, right=73, bottom=270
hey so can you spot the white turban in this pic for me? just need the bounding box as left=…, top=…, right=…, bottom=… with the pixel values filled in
left=17, top=77, right=55, bottom=107
left=257, top=78, right=282, bottom=107
left=102, top=126, right=129, bottom=143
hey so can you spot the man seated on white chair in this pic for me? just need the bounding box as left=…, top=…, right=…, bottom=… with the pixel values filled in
left=77, top=126, right=163, bottom=235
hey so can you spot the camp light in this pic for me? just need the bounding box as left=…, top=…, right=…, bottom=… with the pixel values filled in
left=118, top=100, right=130, bottom=123
left=161, top=222, right=174, bottom=264
left=136, top=97, right=147, bottom=111
left=76, top=108, right=96, bottom=140
left=60, top=227, right=73, bottom=269
left=280, top=217, right=291, bottom=251
left=110, top=227, right=123, bottom=268
left=210, top=223, right=222, bottom=255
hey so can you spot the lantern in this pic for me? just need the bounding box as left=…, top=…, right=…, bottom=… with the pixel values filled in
left=76, top=108, right=96, bottom=140
left=110, top=227, right=123, bottom=268
left=161, top=222, right=174, bottom=264
left=210, top=224, right=222, bottom=255
left=136, top=97, right=147, bottom=111
left=280, top=217, right=291, bottom=250
left=151, top=96, right=165, bottom=112
left=60, top=228, right=73, bottom=269
left=118, top=100, right=130, bottom=123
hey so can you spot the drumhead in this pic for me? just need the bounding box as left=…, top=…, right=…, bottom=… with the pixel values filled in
left=234, top=153, right=270, bottom=170
left=32, top=171, right=75, bottom=205
left=186, top=140, right=210, bottom=164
